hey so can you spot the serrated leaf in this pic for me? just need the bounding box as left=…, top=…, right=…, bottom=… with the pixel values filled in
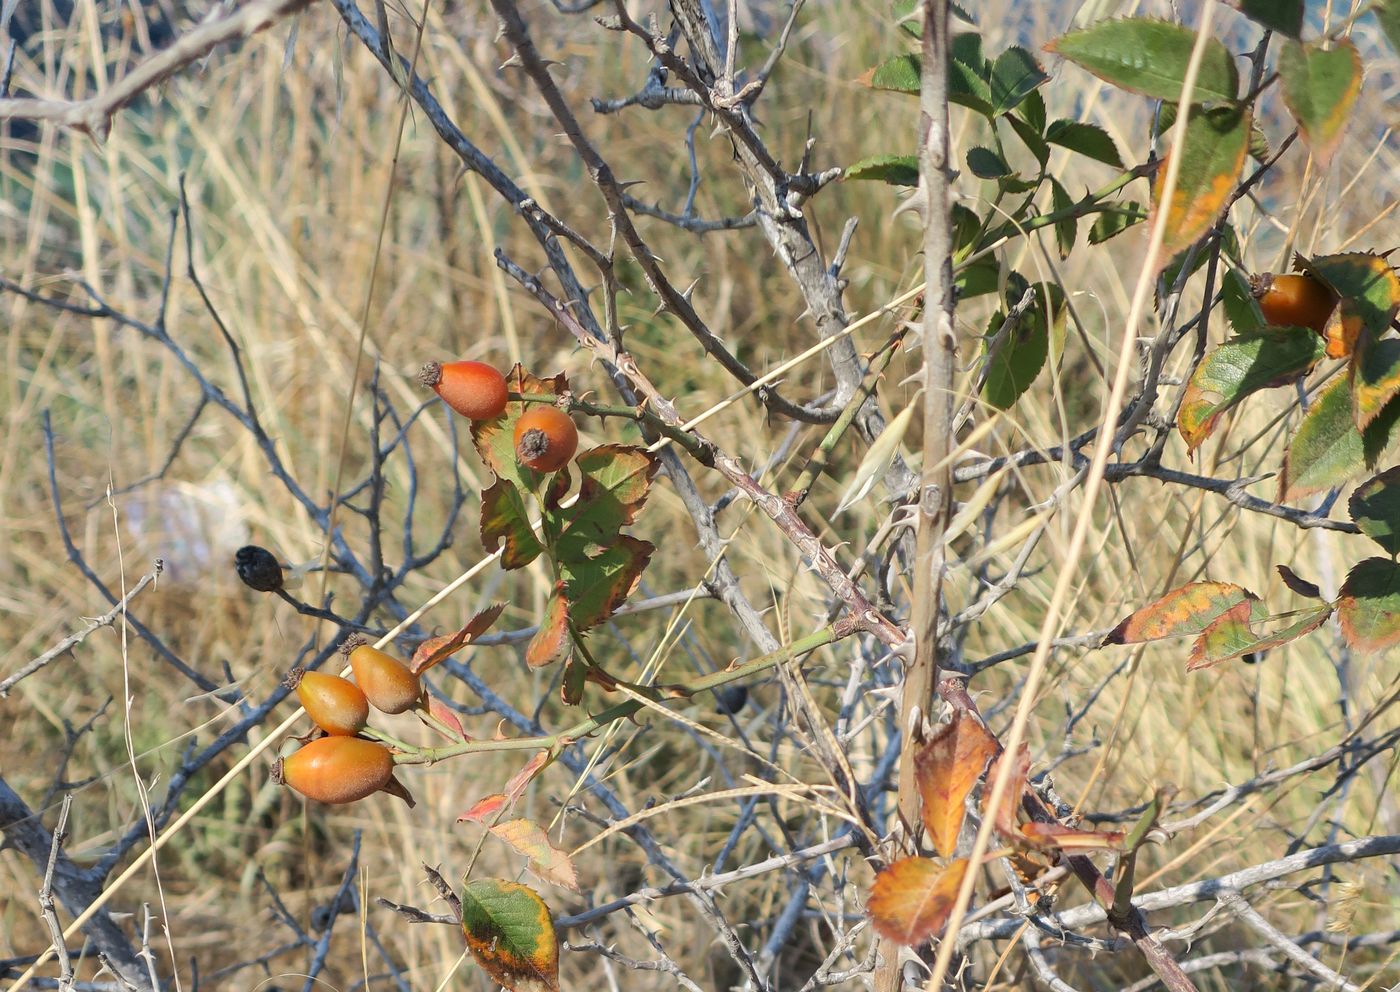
left=967, top=146, right=1011, bottom=179
left=459, top=793, right=510, bottom=824
left=1105, top=581, right=1258, bottom=644
left=460, top=878, right=560, bottom=992
left=551, top=445, right=657, bottom=562
left=1304, top=253, right=1400, bottom=344
left=1151, top=104, right=1250, bottom=264
left=1278, top=40, right=1362, bottom=168
left=860, top=53, right=920, bottom=94
left=1227, top=0, right=1303, bottom=38
left=1006, top=112, right=1049, bottom=167
left=914, top=710, right=998, bottom=858
left=1378, top=0, right=1400, bottom=59
left=893, top=0, right=975, bottom=37
left=1177, top=329, right=1326, bottom=452
left=1045, top=18, right=1239, bottom=103
left=526, top=584, right=573, bottom=670
left=562, top=535, right=654, bottom=629
left=482, top=478, right=544, bottom=569
left=1045, top=119, right=1122, bottom=167
left=982, top=280, right=1064, bottom=410
left=1280, top=376, right=1400, bottom=501
left=413, top=604, right=507, bottom=674
left=867, top=857, right=969, bottom=946
left=490, top=821, right=581, bottom=893
left=1187, top=604, right=1332, bottom=671
left=1352, top=337, right=1400, bottom=431
left=472, top=367, right=569, bottom=492
left=837, top=399, right=918, bottom=513
left=1049, top=178, right=1076, bottom=258
left=1337, top=557, right=1400, bottom=652
left=845, top=154, right=920, bottom=186
left=990, top=46, right=1048, bottom=115
left=427, top=694, right=468, bottom=739
left=1088, top=202, right=1148, bottom=244
left=1349, top=467, right=1400, bottom=556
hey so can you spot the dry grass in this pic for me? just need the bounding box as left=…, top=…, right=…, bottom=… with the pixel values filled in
left=2, top=0, right=1399, bottom=988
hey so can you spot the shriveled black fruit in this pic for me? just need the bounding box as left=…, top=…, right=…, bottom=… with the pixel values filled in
left=235, top=545, right=284, bottom=592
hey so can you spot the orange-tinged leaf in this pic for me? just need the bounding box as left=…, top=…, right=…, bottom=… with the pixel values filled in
left=983, top=745, right=1029, bottom=838
left=412, top=604, right=506, bottom=674
left=1337, top=557, right=1400, bottom=652
left=459, top=793, right=509, bottom=824
left=1278, top=39, right=1362, bottom=167
left=867, top=857, right=969, bottom=946
left=526, top=584, right=573, bottom=670
left=491, top=820, right=581, bottom=893
left=460, top=878, right=560, bottom=992
left=427, top=694, right=468, bottom=740
left=1186, top=604, right=1332, bottom=671
left=914, top=711, right=998, bottom=857
left=504, top=751, right=553, bottom=804
left=1151, top=104, right=1250, bottom=265
left=1020, top=822, right=1125, bottom=850
left=562, top=535, right=654, bottom=630
left=1105, top=581, right=1257, bottom=644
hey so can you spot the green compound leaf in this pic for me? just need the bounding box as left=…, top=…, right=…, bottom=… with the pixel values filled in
left=1045, top=18, right=1239, bottom=103
left=1045, top=119, right=1123, bottom=167
left=1280, top=375, right=1400, bottom=501
left=481, top=478, right=544, bottom=569
left=1278, top=40, right=1362, bottom=168
left=1151, top=104, right=1250, bottom=264
left=1105, top=581, right=1259, bottom=645
left=1337, top=557, right=1400, bottom=653
left=460, top=878, right=560, bottom=992
left=967, top=146, right=1012, bottom=178
left=845, top=154, right=920, bottom=186
left=860, top=53, right=920, bottom=94
left=1177, top=329, right=1325, bottom=453
left=1349, top=468, right=1400, bottom=556
left=1049, top=178, right=1076, bottom=259
left=1221, top=269, right=1267, bottom=336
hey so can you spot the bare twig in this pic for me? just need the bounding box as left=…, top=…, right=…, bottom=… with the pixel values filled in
left=37, top=797, right=75, bottom=992
left=0, top=0, right=315, bottom=139
left=0, top=563, right=164, bottom=697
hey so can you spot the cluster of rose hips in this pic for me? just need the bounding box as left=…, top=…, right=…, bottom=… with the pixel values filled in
left=418, top=359, right=579, bottom=472
left=275, top=359, right=579, bottom=806
left=275, top=639, right=424, bottom=805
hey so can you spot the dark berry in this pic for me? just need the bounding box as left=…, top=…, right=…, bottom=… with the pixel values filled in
left=235, top=545, right=284, bottom=592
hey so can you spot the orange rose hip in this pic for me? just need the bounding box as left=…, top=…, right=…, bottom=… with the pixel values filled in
left=419, top=361, right=508, bottom=421
left=275, top=736, right=393, bottom=804
left=513, top=406, right=579, bottom=473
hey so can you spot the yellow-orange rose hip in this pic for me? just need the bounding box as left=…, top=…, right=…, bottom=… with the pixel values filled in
left=286, top=668, right=369, bottom=736
left=346, top=639, right=422, bottom=714
left=276, top=736, right=393, bottom=805
left=1250, top=272, right=1337, bottom=337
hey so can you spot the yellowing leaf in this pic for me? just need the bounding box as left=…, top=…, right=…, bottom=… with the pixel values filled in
left=526, top=584, right=573, bottom=670
left=412, top=604, right=506, bottom=674
left=867, top=857, right=969, bottom=946
left=914, top=710, right=998, bottom=857
left=1105, top=581, right=1257, bottom=644
left=491, top=820, right=581, bottom=893
left=837, top=398, right=918, bottom=514
left=1151, top=104, right=1250, bottom=265
left=1278, top=40, right=1362, bottom=167
left=460, top=878, right=560, bottom=992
